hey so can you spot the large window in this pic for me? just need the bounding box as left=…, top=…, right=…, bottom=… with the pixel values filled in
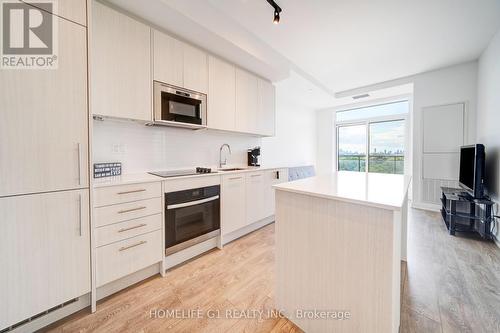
left=336, top=101, right=408, bottom=175
left=338, top=124, right=367, bottom=172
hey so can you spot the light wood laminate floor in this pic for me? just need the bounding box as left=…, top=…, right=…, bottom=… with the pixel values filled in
left=44, top=208, right=500, bottom=333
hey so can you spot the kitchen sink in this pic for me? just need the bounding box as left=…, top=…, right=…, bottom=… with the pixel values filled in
left=218, top=168, right=247, bottom=171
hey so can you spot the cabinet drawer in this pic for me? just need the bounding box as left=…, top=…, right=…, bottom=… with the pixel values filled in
left=95, top=214, right=162, bottom=247
left=96, top=230, right=162, bottom=287
left=94, top=198, right=162, bottom=228
left=94, top=182, right=161, bottom=207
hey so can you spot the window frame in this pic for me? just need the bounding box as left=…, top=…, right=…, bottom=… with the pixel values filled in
left=336, top=100, right=409, bottom=174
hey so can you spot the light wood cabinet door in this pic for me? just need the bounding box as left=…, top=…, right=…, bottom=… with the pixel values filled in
left=258, top=79, right=276, bottom=136
left=263, top=169, right=289, bottom=217
left=0, top=190, right=91, bottom=330
left=208, top=56, right=235, bottom=131
left=153, top=29, right=184, bottom=88
left=235, top=68, right=259, bottom=133
left=92, top=2, right=151, bottom=121
left=0, top=17, right=88, bottom=197
left=221, top=175, right=246, bottom=235
left=246, top=172, right=267, bottom=224
left=24, top=0, right=87, bottom=26
left=183, top=43, right=208, bottom=93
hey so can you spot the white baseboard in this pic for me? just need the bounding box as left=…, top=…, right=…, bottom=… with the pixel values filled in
left=412, top=201, right=441, bottom=212
left=222, top=216, right=275, bottom=245
left=10, top=294, right=91, bottom=333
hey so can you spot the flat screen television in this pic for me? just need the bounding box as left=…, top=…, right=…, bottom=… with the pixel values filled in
left=459, top=144, right=485, bottom=199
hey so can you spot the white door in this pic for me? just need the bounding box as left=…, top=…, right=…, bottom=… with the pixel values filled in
left=208, top=56, right=236, bottom=131
left=235, top=69, right=258, bottom=134
left=153, top=29, right=184, bottom=87
left=0, top=16, right=88, bottom=197
left=92, top=2, right=151, bottom=121
left=183, top=44, right=208, bottom=93
left=258, top=79, right=276, bottom=136
left=0, top=189, right=91, bottom=329
left=221, top=175, right=246, bottom=235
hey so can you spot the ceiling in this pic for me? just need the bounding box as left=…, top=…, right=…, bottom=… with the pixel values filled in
left=107, top=0, right=500, bottom=108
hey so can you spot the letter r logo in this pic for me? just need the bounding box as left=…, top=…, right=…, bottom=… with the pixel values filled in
left=2, top=1, right=53, bottom=55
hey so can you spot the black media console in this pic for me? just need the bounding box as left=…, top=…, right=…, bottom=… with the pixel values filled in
left=440, top=187, right=494, bottom=239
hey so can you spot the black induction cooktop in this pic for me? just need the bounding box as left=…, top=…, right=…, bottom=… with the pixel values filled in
left=149, top=167, right=216, bottom=178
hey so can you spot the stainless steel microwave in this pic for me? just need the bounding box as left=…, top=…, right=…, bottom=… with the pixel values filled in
left=153, top=81, right=207, bottom=129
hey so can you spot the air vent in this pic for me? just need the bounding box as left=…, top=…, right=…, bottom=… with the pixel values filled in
left=352, top=93, right=370, bottom=100
left=1, top=298, right=79, bottom=332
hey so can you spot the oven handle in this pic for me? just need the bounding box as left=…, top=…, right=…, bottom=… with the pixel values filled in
left=167, top=195, right=219, bottom=210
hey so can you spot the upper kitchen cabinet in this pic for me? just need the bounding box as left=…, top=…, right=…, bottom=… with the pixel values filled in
left=92, top=2, right=151, bottom=121
left=0, top=16, right=88, bottom=197
left=152, top=30, right=208, bottom=94
left=153, top=29, right=183, bottom=88
left=235, top=68, right=259, bottom=134
left=183, top=44, right=208, bottom=93
left=24, top=0, right=87, bottom=26
left=208, top=56, right=236, bottom=131
left=258, top=79, right=276, bottom=136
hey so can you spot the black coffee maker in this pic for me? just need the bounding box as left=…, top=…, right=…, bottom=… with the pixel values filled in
left=247, top=147, right=261, bottom=167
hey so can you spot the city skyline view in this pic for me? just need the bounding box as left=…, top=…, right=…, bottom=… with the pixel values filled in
left=338, top=120, right=405, bottom=156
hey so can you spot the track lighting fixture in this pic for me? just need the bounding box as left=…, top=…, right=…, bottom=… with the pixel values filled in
left=273, top=9, right=280, bottom=24
left=266, top=0, right=282, bottom=24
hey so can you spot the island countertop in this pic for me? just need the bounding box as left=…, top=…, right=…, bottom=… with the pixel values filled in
left=273, top=171, right=411, bottom=211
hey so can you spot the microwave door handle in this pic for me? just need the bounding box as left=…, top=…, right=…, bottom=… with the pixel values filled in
left=167, top=195, right=219, bottom=210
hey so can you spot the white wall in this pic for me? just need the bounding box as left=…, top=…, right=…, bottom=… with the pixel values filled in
left=260, top=98, right=317, bottom=168
left=315, top=61, right=478, bottom=207
left=412, top=62, right=478, bottom=208
left=93, top=120, right=261, bottom=173
left=315, top=109, right=335, bottom=175
left=477, top=29, right=500, bottom=242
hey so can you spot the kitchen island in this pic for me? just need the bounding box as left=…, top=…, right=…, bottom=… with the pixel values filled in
left=273, top=171, right=410, bottom=333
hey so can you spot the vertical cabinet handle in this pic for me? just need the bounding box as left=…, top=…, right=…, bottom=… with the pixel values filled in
left=77, top=142, right=82, bottom=186
left=78, top=193, right=83, bottom=237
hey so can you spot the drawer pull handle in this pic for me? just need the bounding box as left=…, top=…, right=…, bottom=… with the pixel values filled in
left=229, top=176, right=242, bottom=180
left=117, top=189, right=146, bottom=195
left=119, top=240, right=147, bottom=252
left=118, top=223, right=147, bottom=233
left=251, top=174, right=262, bottom=177
left=118, top=206, right=146, bottom=214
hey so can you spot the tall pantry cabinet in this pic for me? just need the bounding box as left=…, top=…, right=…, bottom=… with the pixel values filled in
left=0, top=1, right=91, bottom=330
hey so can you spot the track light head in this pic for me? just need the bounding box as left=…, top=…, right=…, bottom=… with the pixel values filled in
left=267, top=0, right=282, bottom=24
left=273, top=10, right=280, bottom=24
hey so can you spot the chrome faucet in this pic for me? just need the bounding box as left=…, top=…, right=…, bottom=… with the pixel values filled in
left=219, top=143, right=231, bottom=168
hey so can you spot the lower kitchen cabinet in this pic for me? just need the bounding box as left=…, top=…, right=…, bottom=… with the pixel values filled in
left=93, top=181, right=163, bottom=288
left=0, top=190, right=91, bottom=330
left=246, top=171, right=267, bottom=224
left=221, top=174, right=247, bottom=235
left=263, top=168, right=289, bottom=217
left=221, top=169, right=288, bottom=237
left=96, top=230, right=162, bottom=287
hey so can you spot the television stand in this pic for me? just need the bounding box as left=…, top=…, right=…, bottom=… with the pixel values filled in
left=440, top=187, right=494, bottom=239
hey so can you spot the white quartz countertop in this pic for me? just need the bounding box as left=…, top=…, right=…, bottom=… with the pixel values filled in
left=93, top=166, right=286, bottom=188
left=273, top=171, right=411, bottom=210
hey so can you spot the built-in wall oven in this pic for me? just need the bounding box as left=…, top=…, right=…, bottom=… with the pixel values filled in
left=153, top=81, right=207, bottom=129
left=165, top=185, right=220, bottom=255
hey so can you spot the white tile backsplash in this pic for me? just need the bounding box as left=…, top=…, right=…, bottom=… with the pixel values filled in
left=92, top=119, right=261, bottom=174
